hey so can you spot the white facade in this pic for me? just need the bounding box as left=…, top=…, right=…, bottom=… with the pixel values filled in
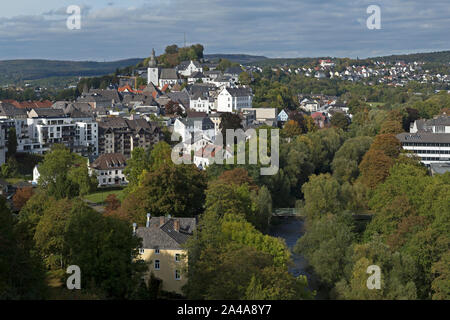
left=217, top=87, right=252, bottom=113
left=20, top=117, right=98, bottom=156
left=178, top=61, right=203, bottom=77
left=189, top=96, right=214, bottom=113
left=397, top=132, right=450, bottom=165
left=148, top=67, right=159, bottom=86
left=94, top=168, right=127, bottom=187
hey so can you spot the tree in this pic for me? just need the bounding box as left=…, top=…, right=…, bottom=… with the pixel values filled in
left=330, top=112, right=350, bottom=131
left=217, top=168, right=257, bottom=190
left=302, top=174, right=344, bottom=221
left=12, top=186, right=34, bottom=211
left=335, top=237, right=418, bottom=300
left=34, top=198, right=73, bottom=269
left=123, top=147, right=151, bottom=191
left=331, top=136, right=373, bottom=183
left=294, top=213, right=355, bottom=289
left=282, top=120, right=303, bottom=138
left=370, top=134, right=402, bottom=158
left=104, top=194, right=121, bottom=217
left=6, top=127, right=17, bottom=159
left=358, top=149, right=394, bottom=189
left=64, top=203, right=146, bottom=299
left=380, top=120, right=404, bottom=135
left=37, top=145, right=94, bottom=199
left=0, top=197, right=48, bottom=299
left=184, top=211, right=309, bottom=299
left=120, top=163, right=207, bottom=224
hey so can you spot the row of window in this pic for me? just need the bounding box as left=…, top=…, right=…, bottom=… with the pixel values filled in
left=411, top=150, right=450, bottom=154
left=403, top=142, right=450, bottom=147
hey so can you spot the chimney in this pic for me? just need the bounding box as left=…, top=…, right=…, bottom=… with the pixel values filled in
left=146, top=213, right=151, bottom=228
left=174, top=219, right=180, bottom=232
left=132, top=223, right=137, bottom=235
left=159, top=216, right=165, bottom=227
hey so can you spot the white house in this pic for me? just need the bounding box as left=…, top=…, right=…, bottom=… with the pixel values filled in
left=189, top=94, right=215, bottom=114
left=217, top=87, right=253, bottom=113
left=177, top=61, right=203, bottom=77
left=173, top=117, right=215, bottom=143
left=277, top=109, right=289, bottom=123
left=89, top=153, right=128, bottom=187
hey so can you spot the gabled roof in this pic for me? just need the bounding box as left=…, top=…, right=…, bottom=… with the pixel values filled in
left=28, top=108, right=65, bottom=118
left=136, top=217, right=197, bottom=250
left=160, top=68, right=178, bottom=80
left=224, top=87, right=252, bottom=97
left=91, top=153, right=127, bottom=170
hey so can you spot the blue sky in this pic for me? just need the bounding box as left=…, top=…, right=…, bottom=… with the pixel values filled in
left=0, top=0, right=449, bottom=61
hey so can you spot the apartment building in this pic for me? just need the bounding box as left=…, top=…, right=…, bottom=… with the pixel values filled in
left=97, top=117, right=162, bottom=158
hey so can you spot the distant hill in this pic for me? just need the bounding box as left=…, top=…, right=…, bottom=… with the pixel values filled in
left=370, top=50, right=450, bottom=64
left=0, top=58, right=143, bottom=85
left=204, top=54, right=268, bottom=64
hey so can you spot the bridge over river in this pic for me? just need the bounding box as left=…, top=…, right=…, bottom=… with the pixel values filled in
left=272, top=208, right=373, bottom=221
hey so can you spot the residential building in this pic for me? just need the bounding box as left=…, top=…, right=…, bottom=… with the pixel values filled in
left=217, top=87, right=252, bottom=113
left=173, top=116, right=215, bottom=143
left=277, top=109, right=289, bottom=123
left=98, top=117, right=162, bottom=158
left=135, top=215, right=197, bottom=295
left=89, top=153, right=128, bottom=187
left=177, top=60, right=203, bottom=77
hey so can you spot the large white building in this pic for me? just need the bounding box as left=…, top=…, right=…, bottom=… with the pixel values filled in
left=397, top=115, right=450, bottom=165
left=22, top=108, right=98, bottom=156
left=217, top=87, right=252, bottom=113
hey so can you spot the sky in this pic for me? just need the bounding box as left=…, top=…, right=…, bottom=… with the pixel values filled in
left=0, top=0, right=449, bottom=61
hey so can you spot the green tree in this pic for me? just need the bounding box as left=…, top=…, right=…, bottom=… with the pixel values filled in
left=6, top=127, right=17, bottom=159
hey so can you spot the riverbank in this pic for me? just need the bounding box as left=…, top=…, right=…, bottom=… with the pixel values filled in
left=269, top=217, right=327, bottom=299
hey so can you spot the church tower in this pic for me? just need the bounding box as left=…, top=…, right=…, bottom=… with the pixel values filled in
left=147, top=49, right=159, bottom=86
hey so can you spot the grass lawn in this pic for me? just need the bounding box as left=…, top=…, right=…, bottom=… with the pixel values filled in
left=84, top=188, right=126, bottom=204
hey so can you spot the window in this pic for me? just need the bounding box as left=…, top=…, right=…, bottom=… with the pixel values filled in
left=175, top=254, right=180, bottom=262
left=139, top=248, right=145, bottom=254
left=154, top=260, right=160, bottom=270
left=175, top=270, right=181, bottom=280
left=155, top=249, right=160, bottom=254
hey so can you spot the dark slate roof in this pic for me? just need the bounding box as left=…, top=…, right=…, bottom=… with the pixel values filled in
left=190, top=71, right=205, bottom=78
left=0, top=102, right=28, bottom=117
left=225, top=87, right=252, bottom=97
left=397, top=132, right=450, bottom=143
left=88, top=89, right=121, bottom=102
left=224, top=66, right=244, bottom=75
left=160, top=68, right=178, bottom=80
left=29, top=108, right=65, bottom=118
left=414, top=115, right=450, bottom=132
left=136, top=217, right=197, bottom=250
left=167, top=91, right=190, bottom=107
left=90, top=153, right=127, bottom=170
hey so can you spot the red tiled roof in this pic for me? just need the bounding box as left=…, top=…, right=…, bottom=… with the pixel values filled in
left=3, top=100, right=52, bottom=109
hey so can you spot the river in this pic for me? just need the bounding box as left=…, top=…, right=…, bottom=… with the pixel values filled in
left=269, top=217, right=325, bottom=299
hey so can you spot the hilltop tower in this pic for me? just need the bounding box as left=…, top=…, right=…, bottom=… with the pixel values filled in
left=147, top=49, right=159, bottom=86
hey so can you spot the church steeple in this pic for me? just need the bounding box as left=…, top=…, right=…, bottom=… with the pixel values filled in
left=149, top=49, right=157, bottom=68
